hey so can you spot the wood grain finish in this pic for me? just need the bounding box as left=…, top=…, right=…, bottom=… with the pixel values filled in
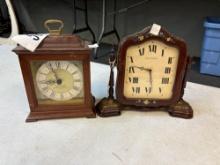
left=14, top=35, right=96, bottom=122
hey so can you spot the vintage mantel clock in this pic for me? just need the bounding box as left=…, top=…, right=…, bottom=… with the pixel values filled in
left=96, top=25, right=193, bottom=119
left=13, top=20, right=96, bottom=122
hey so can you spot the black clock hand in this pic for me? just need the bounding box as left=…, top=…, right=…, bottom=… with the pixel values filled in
left=48, top=63, right=62, bottom=85
left=133, top=66, right=151, bottom=72
left=149, top=70, right=153, bottom=89
left=52, top=71, right=62, bottom=85
left=51, top=68, right=59, bottom=81
left=39, top=80, right=57, bottom=85
left=48, top=62, right=59, bottom=80
left=133, top=65, right=153, bottom=88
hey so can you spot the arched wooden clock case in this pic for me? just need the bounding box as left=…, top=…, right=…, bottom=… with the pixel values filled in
left=96, top=26, right=193, bottom=119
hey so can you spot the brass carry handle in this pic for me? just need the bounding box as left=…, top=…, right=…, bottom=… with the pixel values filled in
left=44, top=19, right=64, bottom=35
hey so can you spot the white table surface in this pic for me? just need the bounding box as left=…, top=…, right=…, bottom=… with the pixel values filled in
left=0, top=45, right=220, bottom=165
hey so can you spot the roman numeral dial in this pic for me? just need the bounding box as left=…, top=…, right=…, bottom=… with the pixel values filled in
left=36, top=61, right=84, bottom=101
left=139, top=48, right=145, bottom=56
left=124, top=39, right=179, bottom=99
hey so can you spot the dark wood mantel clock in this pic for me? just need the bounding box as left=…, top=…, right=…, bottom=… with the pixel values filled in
left=96, top=25, right=193, bottom=119
left=14, top=20, right=96, bottom=122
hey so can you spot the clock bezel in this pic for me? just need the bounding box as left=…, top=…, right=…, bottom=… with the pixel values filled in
left=34, top=60, right=84, bottom=102
left=116, top=26, right=189, bottom=107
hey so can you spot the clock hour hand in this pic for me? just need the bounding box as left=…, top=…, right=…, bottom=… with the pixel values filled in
left=39, top=80, right=57, bottom=85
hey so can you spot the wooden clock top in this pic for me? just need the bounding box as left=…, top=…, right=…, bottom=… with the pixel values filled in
left=117, top=26, right=187, bottom=57
left=14, top=34, right=91, bottom=53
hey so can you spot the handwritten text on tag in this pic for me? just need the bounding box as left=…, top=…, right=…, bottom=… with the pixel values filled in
left=12, top=34, right=49, bottom=52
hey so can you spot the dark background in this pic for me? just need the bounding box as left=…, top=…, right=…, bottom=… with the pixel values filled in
left=1, top=0, right=220, bottom=57
left=1, top=0, right=220, bottom=87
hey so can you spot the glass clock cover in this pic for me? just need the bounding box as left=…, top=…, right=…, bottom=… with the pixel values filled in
left=123, top=39, right=179, bottom=100
left=31, top=60, right=84, bottom=105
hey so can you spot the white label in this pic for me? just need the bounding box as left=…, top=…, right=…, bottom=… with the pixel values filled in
left=149, top=24, right=161, bottom=36
left=12, top=34, right=49, bottom=52
left=88, top=43, right=99, bottom=49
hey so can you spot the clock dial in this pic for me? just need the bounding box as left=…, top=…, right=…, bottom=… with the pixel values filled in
left=123, top=40, right=179, bottom=99
left=36, top=61, right=83, bottom=101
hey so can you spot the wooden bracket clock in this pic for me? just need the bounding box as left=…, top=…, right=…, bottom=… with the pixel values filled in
left=96, top=25, right=193, bottom=119
left=14, top=20, right=96, bottom=122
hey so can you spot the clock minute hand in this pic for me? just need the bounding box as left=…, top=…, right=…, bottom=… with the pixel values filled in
left=133, top=66, right=151, bottom=72
left=50, top=67, right=63, bottom=85
left=48, top=63, right=59, bottom=81
left=51, top=68, right=59, bottom=80
left=133, top=66, right=153, bottom=88
left=149, top=70, right=152, bottom=88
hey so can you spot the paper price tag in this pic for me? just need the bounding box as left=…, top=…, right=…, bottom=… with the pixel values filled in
left=88, top=43, right=99, bottom=49
left=12, top=34, right=49, bottom=52
left=149, top=24, right=161, bottom=36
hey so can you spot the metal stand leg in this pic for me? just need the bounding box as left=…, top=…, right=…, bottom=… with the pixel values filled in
left=72, top=0, right=96, bottom=43
left=0, top=0, right=19, bottom=44
left=93, top=0, right=106, bottom=59
left=101, top=0, right=120, bottom=42
left=94, top=0, right=120, bottom=59
left=94, top=0, right=150, bottom=59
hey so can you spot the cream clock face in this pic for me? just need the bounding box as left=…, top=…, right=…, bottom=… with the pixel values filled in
left=36, top=61, right=83, bottom=101
left=123, top=39, right=179, bottom=99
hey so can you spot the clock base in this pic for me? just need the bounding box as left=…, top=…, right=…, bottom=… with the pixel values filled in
left=96, top=98, right=193, bottom=119
left=25, top=95, right=96, bottom=122
left=168, top=99, right=193, bottom=119
left=96, top=97, right=121, bottom=117
left=25, top=110, right=96, bottom=122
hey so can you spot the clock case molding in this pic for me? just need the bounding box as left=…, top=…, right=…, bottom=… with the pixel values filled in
left=97, top=26, right=193, bottom=119
left=13, top=35, right=96, bottom=122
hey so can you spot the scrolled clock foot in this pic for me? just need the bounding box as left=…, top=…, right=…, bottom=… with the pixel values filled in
left=168, top=99, right=193, bottom=119
left=96, top=98, right=121, bottom=117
